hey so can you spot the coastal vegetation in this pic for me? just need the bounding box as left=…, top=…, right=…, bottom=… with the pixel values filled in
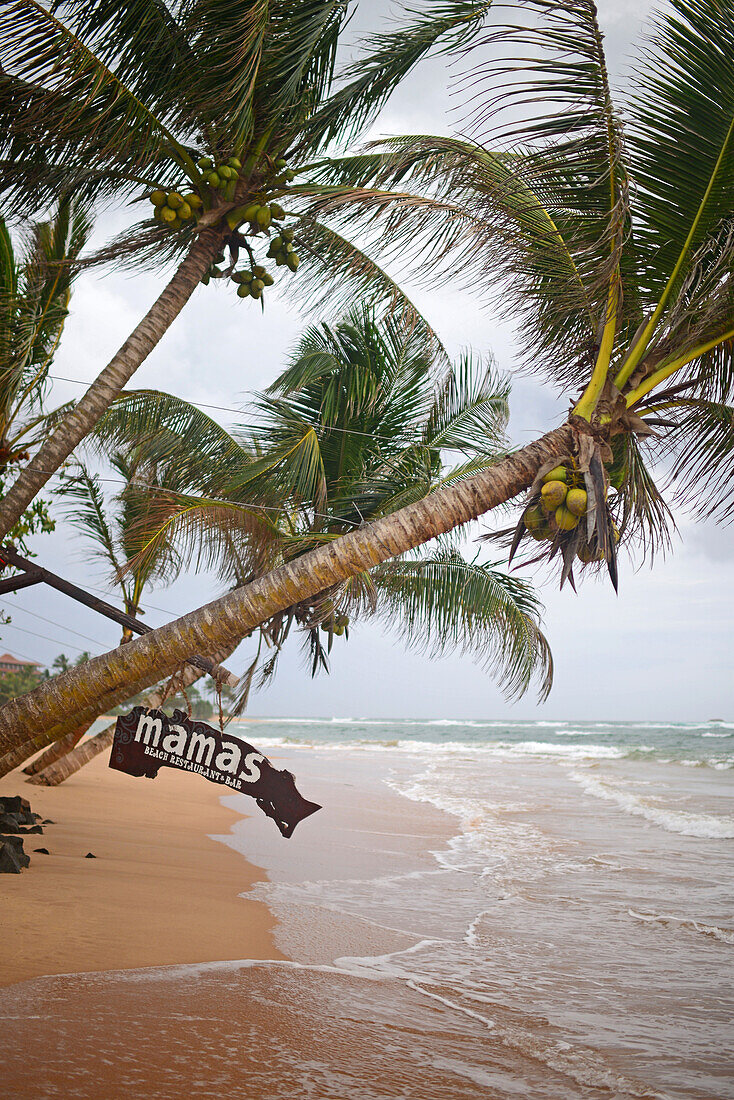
left=0, top=0, right=731, bottom=758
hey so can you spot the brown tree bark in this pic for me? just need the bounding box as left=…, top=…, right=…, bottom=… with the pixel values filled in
left=22, top=725, right=88, bottom=775
left=0, top=423, right=575, bottom=754
left=0, top=646, right=240, bottom=776
left=0, top=226, right=226, bottom=541
left=27, top=651, right=228, bottom=786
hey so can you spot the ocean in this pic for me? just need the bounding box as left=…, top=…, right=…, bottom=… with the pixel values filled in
left=214, top=717, right=734, bottom=1099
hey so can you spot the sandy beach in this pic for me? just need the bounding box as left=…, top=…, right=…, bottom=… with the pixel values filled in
left=0, top=751, right=282, bottom=988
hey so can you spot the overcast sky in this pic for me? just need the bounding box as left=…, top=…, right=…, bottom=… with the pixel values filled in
left=2, top=0, right=732, bottom=723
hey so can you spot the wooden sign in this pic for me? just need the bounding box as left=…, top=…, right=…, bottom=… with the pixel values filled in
left=109, top=707, right=320, bottom=838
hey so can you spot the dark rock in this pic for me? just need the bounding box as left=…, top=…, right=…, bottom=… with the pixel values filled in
left=42, top=819, right=55, bottom=825
left=33, top=847, right=50, bottom=855
left=0, top=836, right=29, bottom=872
left=0, top=813, right=21, bottom=832
left=18, top=825, right=44, bottom=835
left=0, top=796, right=31, bottom=815
left=85, top=852, right=96, bottom=859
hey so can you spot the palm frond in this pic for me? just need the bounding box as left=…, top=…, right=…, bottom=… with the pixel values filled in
left=0, top=1, right=191, bottom=212
left=655, top=397, right=734, bottom=522
left=55, top=460, right=126, bottom=585
left=424, top=349, right=509, bottom=453
left=626, top=0, right=734, bottom=306
left=371, top=549, right=553, bottom=701
left=300, top=0, right=493, bottom=156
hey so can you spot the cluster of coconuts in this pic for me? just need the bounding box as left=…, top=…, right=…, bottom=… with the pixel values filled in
left=232, top=264, right=275, bottom=300
left=267, top=227, right=299, bottom=271
left=321, top=614, right=349, bottom=637
left=197, top=155, right=242, bottom=194
left=147, top=150, right=300, bottom=305
left=149, top=188, right=203, bottom=227
left=523, top=465, right=588, bottom=540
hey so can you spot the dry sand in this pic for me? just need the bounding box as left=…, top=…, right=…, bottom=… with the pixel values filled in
left=0, top=751, right=283, bottom=987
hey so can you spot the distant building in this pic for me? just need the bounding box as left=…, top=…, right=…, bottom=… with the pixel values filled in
left=0, top=652, right=41, bottom=674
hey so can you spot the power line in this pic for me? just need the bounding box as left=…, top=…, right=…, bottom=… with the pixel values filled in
left=0, top=620, right=100, bottom=656
left=46, top=372, right=441, bottom=443
left=0, top=602, right=109, bottom=647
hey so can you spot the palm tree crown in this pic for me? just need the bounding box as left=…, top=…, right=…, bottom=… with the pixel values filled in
left=94, top=308, right=552, bottom=703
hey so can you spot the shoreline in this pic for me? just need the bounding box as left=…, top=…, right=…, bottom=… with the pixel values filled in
left=0, top=752, right=283, bottom=987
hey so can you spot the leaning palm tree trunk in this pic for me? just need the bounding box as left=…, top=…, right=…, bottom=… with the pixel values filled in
left=0, top=226, right=225, bottom=542
left=27, top=650, right=228, bottom=786
left=23, top=725, right=88, bottom=775
left=0, top=423, right=575, bottom=753
left=28, top=722, right=115, bottom=787
left=0, top=643, right=239, bottom=776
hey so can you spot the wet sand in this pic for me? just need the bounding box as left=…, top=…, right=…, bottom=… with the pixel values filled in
left=0, top=752, right=282, bottom=987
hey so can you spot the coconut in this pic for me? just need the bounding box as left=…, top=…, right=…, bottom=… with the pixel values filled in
left=149, top=189, right=167, bottom=206
left=541, top=480, right=567, bottom=510
left=566, top=488, right=587, bottom=516
left=219, top=166, right=232, bottom=181
left=275, top=158, right=288, bottom=169
left=185, top=194, right=203, bottom=208
left=161, top=206, right=177, bottom=223
left=282, top=228, right=295, bottom=242
left=577, top=543, right=604, bottom=563
left=227, top=157, right=242, bottom=170
left=237, top=285, right=250, bottom=298
left=197, top=157, right=213, bottom=169
left=270, top=202, right=285, bottom=220
left=555, top=505, right=579, bottom=531
left=178, top=201, right=192, bottom=220
left=250, top=286, right=262, bottom=299
left=256, top=206, right=272, bottom=228
left=286, top=253, right=300, bottom=271
left=167, top=192, right=183, bottom=209
left=542, top=465, right=567, bottom=484
left=207, top=173, right=221, bottom=188
left=252, top=278, right=265, bottom=291
left=262, top=273, right=275, bottom=286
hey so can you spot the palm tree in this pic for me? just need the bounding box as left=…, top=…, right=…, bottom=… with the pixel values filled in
left=0, top=0, right=494, bottom=541
left=20, top=453, right=171, bottom=777
left=92, top=307, right=553, bottom=708
left=0, top=0, right=731, bottom=750
left=27, top=309, right=552, bottom=783
left=0, top=200, right=91, bottom=549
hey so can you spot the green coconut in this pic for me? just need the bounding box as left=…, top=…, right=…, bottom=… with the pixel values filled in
left=286, top=252, right=300, bottom=271
left=197, top=157, right=213, bottom=169
left=542, top=465, right=567, bottom=484
left=523, top=505, right=547, bottom=537
left=256, top=205, right=272, bottom=228
left=566, top=488, right=588, bottom=517
left=227, top=157, right=242, bottom=170
left=541, top=480, right=567, bottom=510
left=577, top=543, right=604, bottom=563
left=149, top=189, right=167, bottom=206
left=555, top=505, right=579, bottom=531
left=161, top=206, right=177, bottom=223
left=282, top=228, right=295, bottom=242
left=262, top=273, right=275, bottom=286
left=236, top=285, right=250, bottom=298
left=167, top=192, right=183, bottom=209
left=251, top=278, right=265, bottom=291
left=178, top=201, right=192, bottom=220
left=270, top=202, right=285, bottom=220
left=275, top=158, right=288, bottom=169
